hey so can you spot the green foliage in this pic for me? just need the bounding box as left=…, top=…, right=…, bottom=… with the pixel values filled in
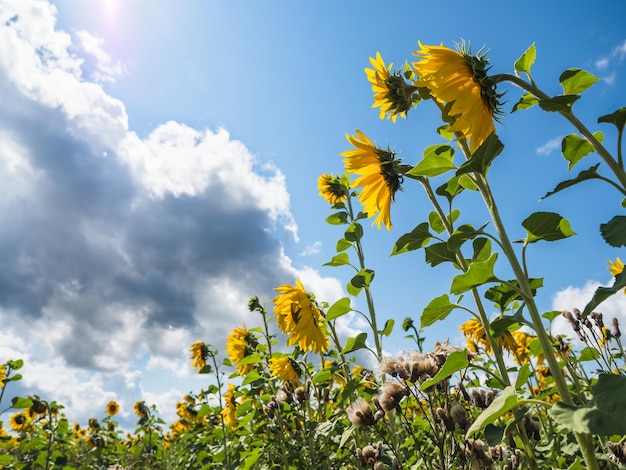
left=599, top=215, right=626, bottom=247
left=561, top=132, right=604, bottom=170
left=514, top=43, right=536, bottom=77
left=522, top=211, right=575, bottom=243
left=559, top=68, right=600, bottom=95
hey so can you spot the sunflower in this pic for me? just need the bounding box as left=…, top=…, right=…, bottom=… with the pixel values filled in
left=221, top=383, right=238, bottom=430
left=459, top=318, right=524, bottom=358
left=225, top=326, right=258, bottom=376
left=0, top=365, right=6, bottom=384
left=189, top=341, right=209, bottom=372
left=366, top=52, right=417, bottom=122
left=133, top=401, right=149, bottom=419
left=170, top=419, right=190, bottom=439
left=269, top=356, right=301, bottom=384
left=9, top=411, right=30, bottom=432
left=341, top=130, right=402, bottom=230
left=105, top=401, right=120, bottom=417
left=318, top=173, right=349, bottom=205
left=273, top=280, right=330, bottom=354
left=413, top=41, right=501, bottom=153
left=609, top=258, right=626, bottom=294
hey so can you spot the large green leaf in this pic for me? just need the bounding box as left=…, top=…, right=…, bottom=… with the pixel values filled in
left=511, top=93, right=539, bottom=112
left=420, top=350, right=469, bottom=390
left=561, top=132, right=604, bottom=170
left=485, top=278, right=543, bottom=311
left=466, top=386, right=518, bottom=437
left=326, top=212, right=348, bottom=225
left=447, top=223, right=488, bottom=252
left=407, top=144, right=456, bottom=177
left=323, top=252, right=351, bottom=267
left=514, top=43, right=536, bottom=76
left=559, top=68, right=600, bottom=95
left=451, top=253, right=498, bottom=295
left=582, top=269, right=626, bottom=317
left=598, top=107, right=626, bottom=131
left=549, top=374, right=626, bottom=436
left=540, top=164, right=602, bottom=200
left=326, top=297, right=352, bottom=321
left=539, top=95, right=580, bottom=113
left=342, top=332, right=368, bottom=354
left=390, top=222, right=432, bottom=256
left=522, top=212, right=576, bottom=243
left=421, top=294, right=461, bottom=327
left=600, top=215, right=626, bottom=247
left=425, top=242, right=458, bottom=267
left=436, top=176, right=465, bottom=203
left=490, top=308, right=527, bottom=338
left=456, top=133, right=504, bottom=176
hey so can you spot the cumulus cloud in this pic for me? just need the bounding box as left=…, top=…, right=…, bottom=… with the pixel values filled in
left=535, top=136, right=562, bottom=156
left=0, top=0, right=341, bottom=426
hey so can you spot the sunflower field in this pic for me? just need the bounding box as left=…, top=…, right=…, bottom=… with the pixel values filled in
left=2, top=41, right=626, bottom=470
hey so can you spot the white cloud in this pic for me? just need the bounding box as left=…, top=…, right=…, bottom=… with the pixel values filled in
left=536, top=136, right=562, bottom=156
left=300, top=241, right=322, bottom=256
left=613, top=39, right=626, bottom=60
left=595, top=57, right=609, bottom=70
left=75, top=30, right=124, bottom=83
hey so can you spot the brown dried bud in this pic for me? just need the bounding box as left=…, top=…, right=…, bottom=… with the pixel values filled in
left=612, top=317, right=621, bottom=338
left=294, top=386, right=308, bottom=403
left=347, top=399, right=376, bottom=427
left=450, top=402, right=468, bottom=430
left=436, top=407, right=455, bottom=432
left=378, top=381, right=408, bottom=412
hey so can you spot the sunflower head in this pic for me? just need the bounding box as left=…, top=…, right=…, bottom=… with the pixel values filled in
left=366, top=52, right=418, bottom=122
left=318, top=173, right=349, bottom=206
left=226, top=326, right=259, bottom=376
left=269, top=356, right=301, bottom=384
left=189, top=341, right=212, bottom=373
left=105, top=401, right=120, bottom=417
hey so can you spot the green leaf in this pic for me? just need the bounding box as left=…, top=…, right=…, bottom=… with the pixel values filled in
left=541, top=164, right=602, bottom=199
left=336, top=238, right=352, bottom=252
left=425, top=242, right=458, bottom=267
left=539, top=95, right=580, bottom=113
left=11, top=396, right=33, bottom=409
left=238, top=353, right=261, bottom=365
left=515, top=363, right=532, bottom=390
left=326, top=212, right=348, bottom=225
left=514, top=43, right=536, bottom=76
left=559, top=68, right=600, bottom=95
left=512, top=93, right=539, bottom=112
left=522, top=211, right=576, bottom=243
left=451, top=253, right=498, bottom=295
left=390, top=222, right=432, bottom=256
left=447, top=223, right=488, bottom=252
left=542, top=310, right=562, bottom=322
left=406, top=144, right=456, bottom=177
left=351, top=269, right=374, bottom=288
left=485, top=278, right=543, bottom=311
left=380, top=319, right=395, bottom=337
left=490, top=309, right=528, bottom=338
left=242, top=448, right=263, bottom=470
left=326, top=297, right=352, bottom=321
left=420, top=350, right=469, bottom=390
left=561, top=132, right=604, bottom=170
left=484, top=424, right=506, bottom=446
left=472, top=238, right=492, bottom=263
left=313, top=369, right=333, bottom=384
left=342, top=332, right=368, bottom=354
left=598, top=107, right=626, bottom=131
left=578, top=346, right=601, bottom=362
left=428, top=211, right=446, bottom=234
left=582, top=269, right=626, bottom=317
left=421, top=294, right=461, bottom=328
left=549, top=374, right=626, bottom=436
left=8, top=359, right=23, bottom=370
left=600, top=215, right=626, bottom=247
left=345, top=221, right=363, bottom=242
left=339, top=425, right=355, bottom=448
left=0, top=456, right=12, bottom=466
left=466, top=386, right=519, bottom=437
left=242, top=369, right=262, bottom=385
left=347, top=280, right=361, bottom=296
left=456, top=133, right=504, bottom=176
left=323, top=252, right=351, bottom=267
left=436, top=176, right=465, bottom=203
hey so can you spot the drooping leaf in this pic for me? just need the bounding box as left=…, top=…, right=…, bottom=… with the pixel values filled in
left=542, top=310, right=562, bottom=322
left=522, top=212, right=576, bottom=243
left=582, top=269, right=626, bottom=317
left=485, top=278, right=543, bottom=311
left=436, top=176, right=465, bottom=203
left=549, top=374, right=626, bottom=436
left=326, top=212, right=348, bottom=225
left=345, top=221, right=363, bottom=242
left=336, top=238, right=352, bottom=252
left=407, top=144, right=456, bottom=177
left=472, top=238, right=492, bottom=263
left=380, top=319, right=395, bottom=337
left=514, top=43, right=536, bottom=76
left=600, top=215, right=626, bottom=247
left=598, top=107, right=626, bottom=131
left=11, top=396, right=33, bottom=409
left=456, top=133, right=504, bottom=176
left=342, top=332, right=368, bottom=354
left=561, top=132, right=604, bottom=170
left=559, top=68, right=600, bottom=95
left=450, top=253, right=498, bottom=295
left=390, top=222, right=432, bottom=256
left=515, top=363, right=532, bottom=390
left=326, top=297, right=352, bottom=321
left=540, top=164, right=602, bottom=200
left=512, top=93, right=539, bottom=112
left=466, top=386, right=518, bottom=437
left=539, top=95, right=580, bottom=113
left=323, top=253, right=351, bottom=267
left=425, top=242, right=458, bottom=267
left=420, top=350, right=470, bottom=391
left=490, top=309, right=528, bottom=338
left=421, top=294, right=461, bottom=327
left=447, top=223, right=488, bottom=252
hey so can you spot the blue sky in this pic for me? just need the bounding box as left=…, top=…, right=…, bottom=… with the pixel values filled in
left=0, top=0, right=625, bottom=429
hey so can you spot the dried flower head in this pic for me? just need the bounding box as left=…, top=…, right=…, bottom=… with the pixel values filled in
left=347, top=399, right=376, bottom=426
left=378, top=381, right=408, bottom=412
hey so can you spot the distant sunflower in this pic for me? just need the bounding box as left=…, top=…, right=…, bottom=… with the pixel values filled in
left=189, top=341, right=209, bottom=372
left=9, top=411, right=30, bottom=432
left=269, top=356, right=300, bottom=384
left=105, top=401, right=120, bottom=417
left=608, top=258, right=625, bottom=294
left=318, top=173, right=349, bottom=205
left=170, top=419, right=190, bottom=439
left=133, top=401, right=149, bottom=419
left=225, top=326, right=258, bottom=376
left=366, top=52, right=417, bottom=122
left=341, top=130, right=402, bottom=230
left=413, top=41, right=501, bottom=153
left=459, top=318, right=524, bottom=358
left=0, top=365, right=6, bottom=384
left=221, top=383, right=238, bottom=430
left=273, top=280, right=330, bottom=354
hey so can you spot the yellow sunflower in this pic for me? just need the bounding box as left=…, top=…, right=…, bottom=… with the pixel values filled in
left=226, top=326, right=258, bottom=376
left=459, top=318, right=524, bottom=358
left=133, top=401, right=149, bottom=418
left=318, top=173, right=349, bottom=205
left=221, top=383, right=238, bottom=430
left=269, top=356, right=301, bottom=384
left=366, top=52, right=416, bottom=122
left=273, top=280, right=330, bottom=354
left=9, top=411, right=30, bottom=432
left=341, top=130, right=402, bottom=230
left=0, top=365, right=6, bottom=384
left=413, top=41, right=500, bottom=153
left=105, top=401, right=119, bottom=417
left=170, top=419, right=190, bottom=439
left=609, top=258, right=625, bottom=294
left=189, top=340, right=209, bottom=372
